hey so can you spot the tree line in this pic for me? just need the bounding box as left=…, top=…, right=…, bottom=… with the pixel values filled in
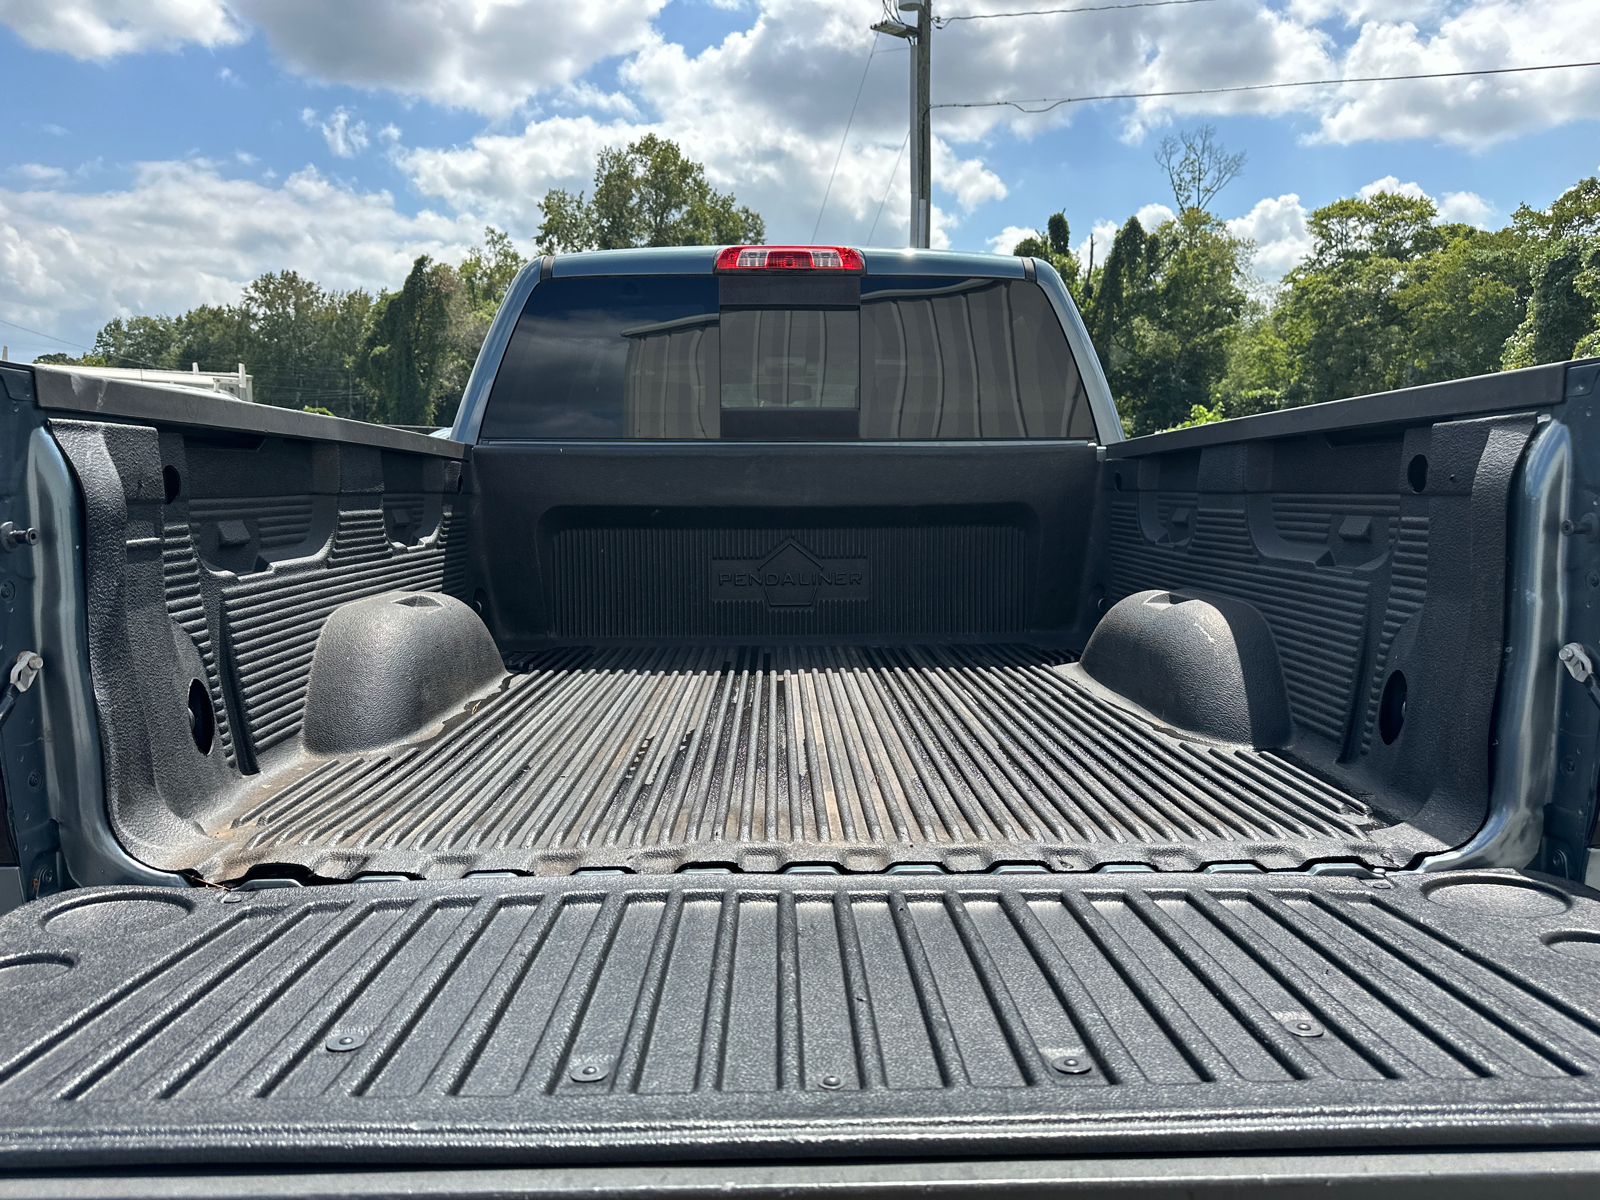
left=40, top=136, right=763, bottom=427
left=42, top=129, right=1599, bottom=434
left=1014, top=126, right=1600, bottom=435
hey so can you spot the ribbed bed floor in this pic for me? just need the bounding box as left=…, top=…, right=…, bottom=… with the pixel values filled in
left=201, top=644, right=1399, bottom=881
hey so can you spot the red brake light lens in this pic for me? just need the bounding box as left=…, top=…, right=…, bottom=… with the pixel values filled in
left=715, top=245, right=865, bottom=272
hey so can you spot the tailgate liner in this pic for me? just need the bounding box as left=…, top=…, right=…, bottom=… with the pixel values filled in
left=204, top=644, right=1402, bottom=882
left=4, top=870, right=1600, bottom=1167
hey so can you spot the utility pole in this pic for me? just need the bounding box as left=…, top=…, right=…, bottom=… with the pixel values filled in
left=871, top=2, right=931, bottom=248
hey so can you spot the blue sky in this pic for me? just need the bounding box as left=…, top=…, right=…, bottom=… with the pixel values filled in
left=2, top=0, right=1598, bottom=362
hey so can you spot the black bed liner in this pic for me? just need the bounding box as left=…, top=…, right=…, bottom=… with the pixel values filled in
left=197, top=644, right=1411, bottom=883
left=4, top=868, right=1600, bottom=1169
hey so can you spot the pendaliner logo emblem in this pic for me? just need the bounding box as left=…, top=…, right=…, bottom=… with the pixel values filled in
left=712, top=540, right=869, bottom=608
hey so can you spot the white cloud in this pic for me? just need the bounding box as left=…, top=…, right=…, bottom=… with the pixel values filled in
left=1359, top=175, right=1428, bottom=200
left=0, top=160, right=489, bottom=352
left=1075, top=220, right=1120, bottom=271
left=1313, top=1, right=1600, bottom=147
left=1135, top=202, right=1177, bottom=230
left=15, top=164, right=68, bottom=184
left=231, top=0, right=666, bottom=117
left=1227, top=193, right=1313, bottom=282
left=0, top=0, right=241, bottom=58
left=0, top=0, right=664, bottom=116
left=931, top=139, right=1007, bottom=211
left=319, top=108, right=370, bottom=159
left=988, top=225, right=1038, bottom=254
left=8, top=0, right=1599, bottom=148
left=1358, top=177, right=1495, bottom=227
left=923, top=0, right=1600, bottom=150
left=555, top=82, right=641, bottom=118
left=392, top=9, right=1009, bottom=248
left=1437, top=189, right=1493, bottom=226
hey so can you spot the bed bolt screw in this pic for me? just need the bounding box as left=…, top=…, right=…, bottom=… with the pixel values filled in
left=1051, top=1055, right=1092, bottom=1075
left=0, top=523, right=37, bottom=552
left=26, top=772, right=38, bottom=789
left=1563, top=756, right=1577, bottom=774
left=0, top=581, right=12, bottom=602
left=820, top=1075, right=843, bottom=1089
left=569, top=1062, right=609, bottom=1082
left=1284, top=1017, right=1325, bottom=1038
left=325, top=1031, right=367, bottom=1052
left=1590, top=570, right=1600, bottom=590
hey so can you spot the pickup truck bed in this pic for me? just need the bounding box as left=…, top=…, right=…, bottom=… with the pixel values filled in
left=210, top=642, right=1386, bottom=881
left=14, top=356, right=1547, bottom=891
left=5, top=246, right=1600, bottom=1190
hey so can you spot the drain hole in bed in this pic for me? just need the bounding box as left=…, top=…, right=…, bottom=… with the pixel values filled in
left=187, top=679, right=215, bottom=755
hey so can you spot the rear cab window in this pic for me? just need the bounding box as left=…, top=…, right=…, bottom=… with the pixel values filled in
left=480, top=270, right=1094, bottom=441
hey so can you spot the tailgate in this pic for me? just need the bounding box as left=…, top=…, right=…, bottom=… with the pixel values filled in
left=4, top=869, right=1600, bottom=1168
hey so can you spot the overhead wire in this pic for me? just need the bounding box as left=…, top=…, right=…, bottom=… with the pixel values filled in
left=935, top=59, right=1600, bottom=113
left=867, top=131, right=912, bottom=246
left=814, top=33, right=883, bottom=241
left=935, top=0, right=1214, bottom=25
left=0, top=315, right=91, bottom=351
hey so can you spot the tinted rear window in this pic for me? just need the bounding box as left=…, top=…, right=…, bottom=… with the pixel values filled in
left=479, top=273, right=1094, bottom=440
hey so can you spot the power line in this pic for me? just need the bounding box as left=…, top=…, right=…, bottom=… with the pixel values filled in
left=934, top=58, right=1600, bottom=113
left=935, top=0, right=1214, bottom=26
left=0, top=316, right=90, bottom=351
left=814, top=33, right=882, bottom=242
left=867, top=130, right=911, bottom=246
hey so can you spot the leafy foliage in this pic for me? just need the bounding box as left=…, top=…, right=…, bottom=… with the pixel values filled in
left=45, top=227, right=526, bottom=427
left=536, top=134, right=765, bottom=252
left=46, top=139, right=762, bottom=428
left=1014, top=142, right=1600, bottom=433
left=1017, top=125, right=1250, bottom=435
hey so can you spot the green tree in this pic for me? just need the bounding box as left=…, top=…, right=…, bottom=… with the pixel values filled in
left=537, top=135, right=765, bottom=252
left=356, top=256, right=458, bottom=426
left=459, top=226, right=527, bottom=321
left=1012, top=125, right=1251, bottom=433
left=90, top=315, right=183, bottom=368
left=1262, top=192, right=1445, bottom=406
left=56, top=226, right=526, bottom=426
left=32, top=351, right=106, bottom=366
left=235, top=271, right=332, bottom=408
left=535, top=188, right=596, bottom=255
left=1105, top=209, right=1248, bottom=434
left=1499, top=179, right=1600, bottom=368
left=1395, top=226, right=1522, bottom=383
left=1211, top=297, right=1294, bottom=418
left=1155, top=124, right=1245, bottom=214
left=1012, top=213, right=1083, bottom=295
left=171, top=304, right=247, bottom=378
